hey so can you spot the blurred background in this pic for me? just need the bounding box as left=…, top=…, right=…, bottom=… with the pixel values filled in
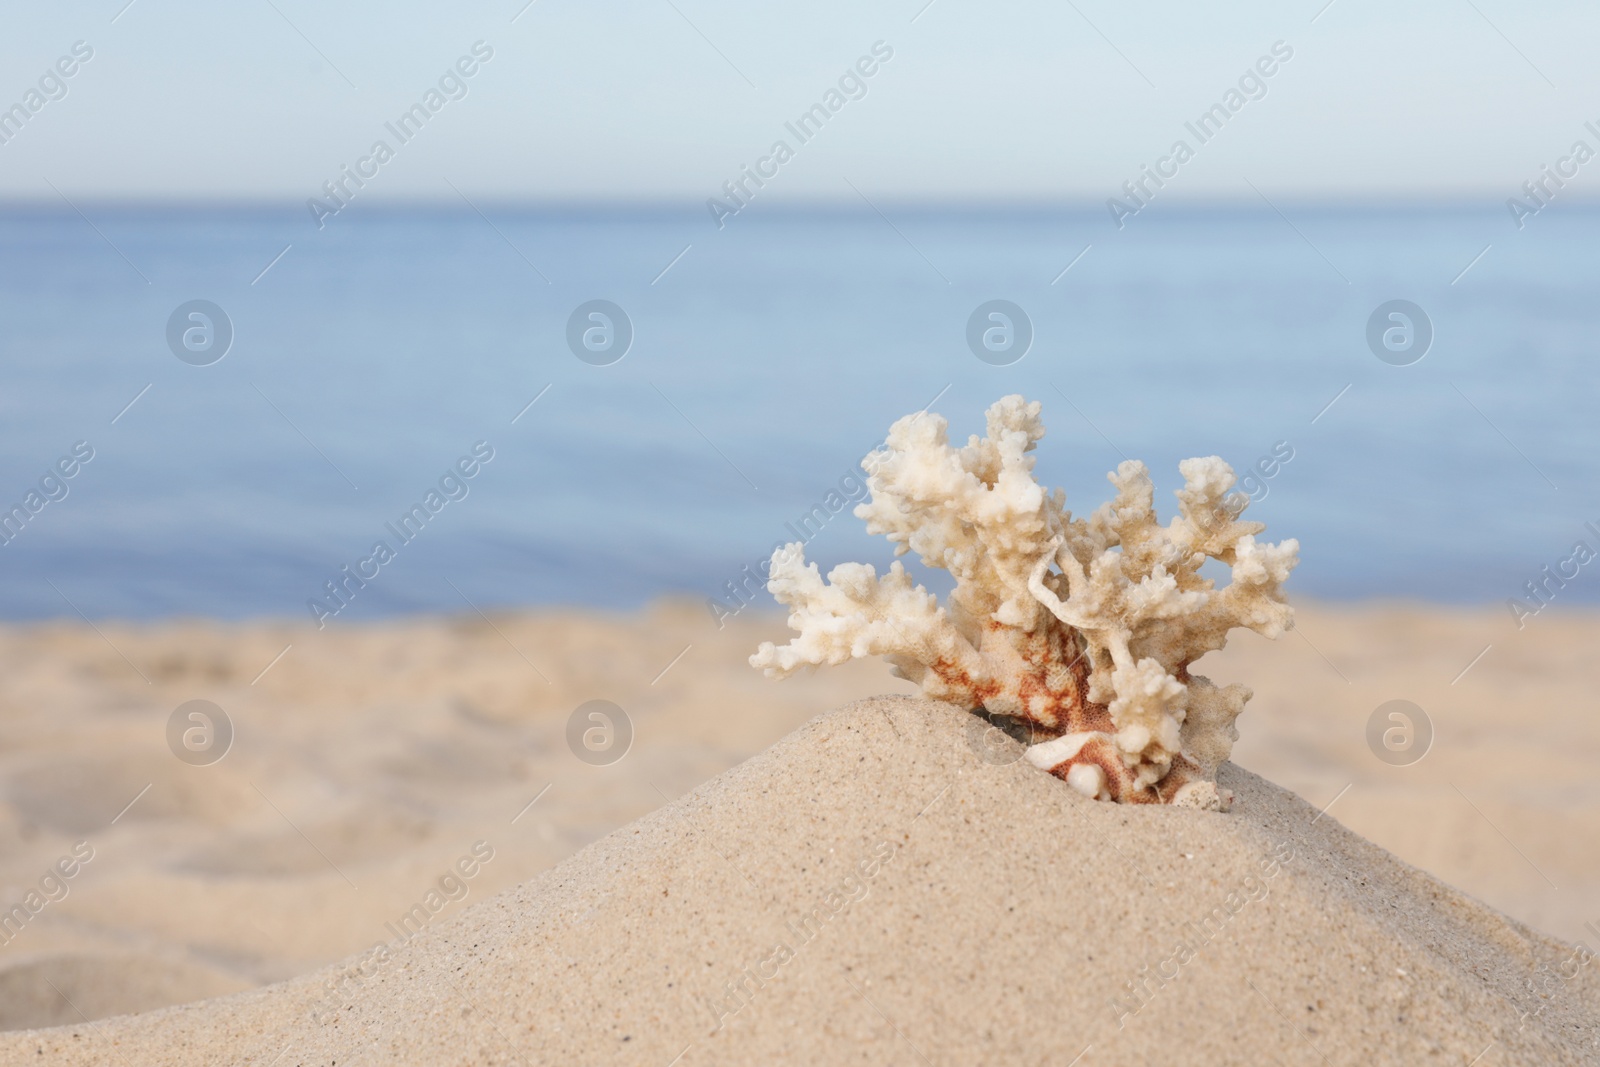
left=0, top=0, right=1597, bottom=1032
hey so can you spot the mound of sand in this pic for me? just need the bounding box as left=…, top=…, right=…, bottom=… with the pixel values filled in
left=6, top=697, right=1596, bottom=1065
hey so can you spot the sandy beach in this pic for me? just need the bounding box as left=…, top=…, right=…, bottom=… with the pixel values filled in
left=5, top=0, right=1595, bottom=1060
left=0, top=600, right=1596, bottom=1062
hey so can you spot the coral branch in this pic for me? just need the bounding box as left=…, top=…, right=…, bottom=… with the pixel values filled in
left=749, top=395, right=1298, bottom=810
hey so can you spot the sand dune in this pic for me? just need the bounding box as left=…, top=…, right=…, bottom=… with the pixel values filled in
left=1, top=600, right=1597, bottom=1059
left=4, top=696, right=1594, bottom=1065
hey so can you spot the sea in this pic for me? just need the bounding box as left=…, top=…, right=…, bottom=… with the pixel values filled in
left=0, top=200, right=1595, bottom=623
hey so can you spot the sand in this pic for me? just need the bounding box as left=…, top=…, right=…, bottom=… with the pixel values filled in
left=0, top=600, right=1597, bottom=1062
left=2, top=695, right=1595, bottom=1065
left=0, top=600, right=911, bottom=1031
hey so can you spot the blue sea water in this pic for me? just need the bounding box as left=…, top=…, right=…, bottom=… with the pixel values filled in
left=0, top=200, right=1595, bottom=623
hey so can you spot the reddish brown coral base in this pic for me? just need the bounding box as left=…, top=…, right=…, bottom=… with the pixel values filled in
left=931, top=617, right=1204, bottom=803
left=1039, top=736, right=1206, bottom=804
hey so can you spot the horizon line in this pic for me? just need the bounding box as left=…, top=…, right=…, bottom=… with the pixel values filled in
left=0, top=192, right=1590, bottom=214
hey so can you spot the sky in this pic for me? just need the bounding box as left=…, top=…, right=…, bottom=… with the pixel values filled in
left=0, top=0, right=1595, bottom=206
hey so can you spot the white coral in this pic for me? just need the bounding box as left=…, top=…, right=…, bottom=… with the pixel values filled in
left=749, top=395, right=1299, bottom=809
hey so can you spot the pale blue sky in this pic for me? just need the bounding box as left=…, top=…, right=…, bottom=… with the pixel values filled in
left=0, top=0, right=1594, bottom=202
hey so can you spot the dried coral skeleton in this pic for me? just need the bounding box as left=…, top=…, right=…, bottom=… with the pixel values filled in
left=750, top=395, right=1299, bottom=810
